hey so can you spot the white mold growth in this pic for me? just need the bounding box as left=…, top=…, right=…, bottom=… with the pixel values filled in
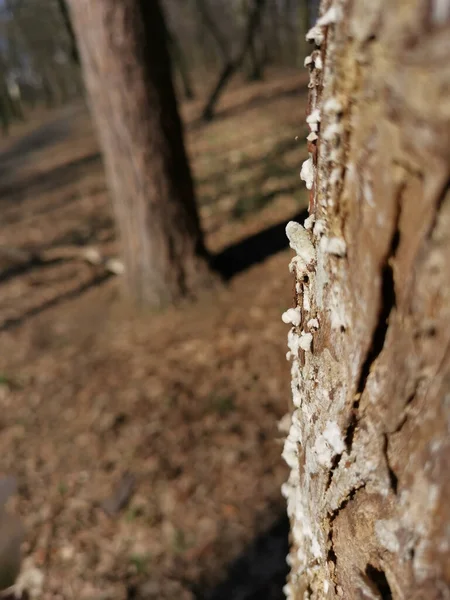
left=328, top=279, right=349, bottom=331
left=286, top=221, right=316, bottom=265
left=322, top=121, right=344, bottom=142
left=278, top=412, right=292, bottom=434
left=304, top=214, right=316, bottom=230
left=306, top=25, right=325, bottom=46
left=308, top=50, right=323, bottom=70
left=306, top=108, right=321, bottom=132
left=282, top=307, right=302, bottom=327
left=300, top=156, right=314, bottom=190
left=287, top=328, right=302, bottom=356
left=375, top=519, right=400, bottom=553
left=289, top=256, right=311, bottom=281
left=305, top=4, right=342, bottom=47
left=307, top=318, right=319, bottom=330
left=323, top=96, right=344, bottom=115
left=314, top=421, right=346, bottom=467
left=306, top=131, right=318, bottom=142
left=299, top=332, right=313, bottom=352
left=323, top=236, right=347, bottom=257
left=303, top=287, right=311, bottom=312
left=316, top=5, right=341, bottom=26
left=313, top=219, right=326, bottom=237
left=330, top=167, right=343, bottom=186
left=282, top=412, right=304, bottom=470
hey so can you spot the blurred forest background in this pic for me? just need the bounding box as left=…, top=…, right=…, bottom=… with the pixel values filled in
left=0, top=1, right=317, bottom=598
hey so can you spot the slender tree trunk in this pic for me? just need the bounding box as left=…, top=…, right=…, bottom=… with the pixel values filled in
left=283, top=1, right=450, bottom=598
left=297, top=0, right=311, bottom=62
left=67, top=0, right=216, bottom=307
left=195, top=0, right=230, bottom=63
left=166, top=28, right=196, bottom=100
left=201, top=0, right=266, bottom=121
left=57, top=0, right=79, bottom=65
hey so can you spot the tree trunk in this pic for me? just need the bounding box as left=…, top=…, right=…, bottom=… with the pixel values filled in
left=57, top=0, right=80, bottom=65
left=195, top=0, right=230, bottom=63
left=67, top=0, right=216, bottom=308
left=282, top=1, right=450, bottom=598
left=166, top=27, right=196, bottom=100
left=297, top=0, right=311, bottom=62
left=201, top=0, right=267, bottom=121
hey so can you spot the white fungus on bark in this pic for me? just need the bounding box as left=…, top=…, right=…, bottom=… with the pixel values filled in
left=313, top=219, right=326, bottom=237
left=375, top=519, right=401, bottom=553
left=323, top=236, right=347, bottom=257
left=282, top=307, right=302, bottom=327
left=322, top=121, right=343, bottom=142
left=313, top=421, right=346, bottom=467
left=323, top=96, right=344, bottom=115
left=298, top=332, right=313, bottom=352
left=285, top=221, right=316, bottom=265
left=307, top=318, right=319, bottom=330
left=304, top=214, right=316, bottom=230
left=306, top=108, right=321, bottom=132
left=317, top=5, right=341, bottom=26
left=306, top=25, right=325, bottom=46
left=300, top=156, right=314, bottom=190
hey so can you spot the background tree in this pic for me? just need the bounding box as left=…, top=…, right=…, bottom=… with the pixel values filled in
left=282, top=1, right=450, bottom=598
left=0, top=0, right=314, bottom=130
left=201, top=0, right=267, bottom=120
left=67, top=0, right=216, bottom=307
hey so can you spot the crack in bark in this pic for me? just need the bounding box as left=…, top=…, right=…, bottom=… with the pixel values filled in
left=382, top=433, right=398, bottom=495
left=326, top=194, right=403, bottom=495
left=365, top=564, right=393, bottom=600
left=425, top=178, right=449, bottom=242
left=326, top=483, right=366, bottom=591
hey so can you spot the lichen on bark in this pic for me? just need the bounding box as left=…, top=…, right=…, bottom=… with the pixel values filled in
left=282, top=1, right=450, bottom=598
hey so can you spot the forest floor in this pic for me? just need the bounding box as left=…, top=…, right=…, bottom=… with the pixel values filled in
left=0, top=69, right=308, bottom=600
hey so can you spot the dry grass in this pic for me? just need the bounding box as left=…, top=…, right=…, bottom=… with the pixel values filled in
left=0, top=68, right=308, bottom=599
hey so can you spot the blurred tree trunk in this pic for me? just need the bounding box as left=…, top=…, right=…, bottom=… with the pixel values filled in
left=202, top=0, right=266, bottom=120
left=195, top=0, right=230, bottom=63
left=166, top=27, right=196, bottom=100
left=246, top=35, right=264, bottom=81
left=57, top=0, right=79, bottom=65
left=297, top=0, right=311, bottom=62
left=283, top=1, right=450, bottom=599
left=67, top=0, right=216, bottom=308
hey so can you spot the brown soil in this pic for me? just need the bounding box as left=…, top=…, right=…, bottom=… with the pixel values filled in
left=0, top=68, right=308, bottom=599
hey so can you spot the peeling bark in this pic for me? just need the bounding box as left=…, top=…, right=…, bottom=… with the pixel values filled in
left=282, top=1, right=450, bottom=598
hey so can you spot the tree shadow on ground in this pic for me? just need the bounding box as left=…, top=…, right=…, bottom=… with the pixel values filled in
left=200, top=514, right=290, bottom=600
left=213, top=207, right=308, bottom=279
left=0, top=151, right=102, bottom=210
left=0, top=103, right=84, bottom=174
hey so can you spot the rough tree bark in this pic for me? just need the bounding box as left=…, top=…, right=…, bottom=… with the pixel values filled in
left=67, top=0, right=216, bottom=308
left=282, top=1, right=450, bottom=598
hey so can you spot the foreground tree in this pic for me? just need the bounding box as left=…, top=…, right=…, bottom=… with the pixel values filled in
left=282, top=1, right=450, bottom=598
left=67, top=0, right=215, bottom=307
